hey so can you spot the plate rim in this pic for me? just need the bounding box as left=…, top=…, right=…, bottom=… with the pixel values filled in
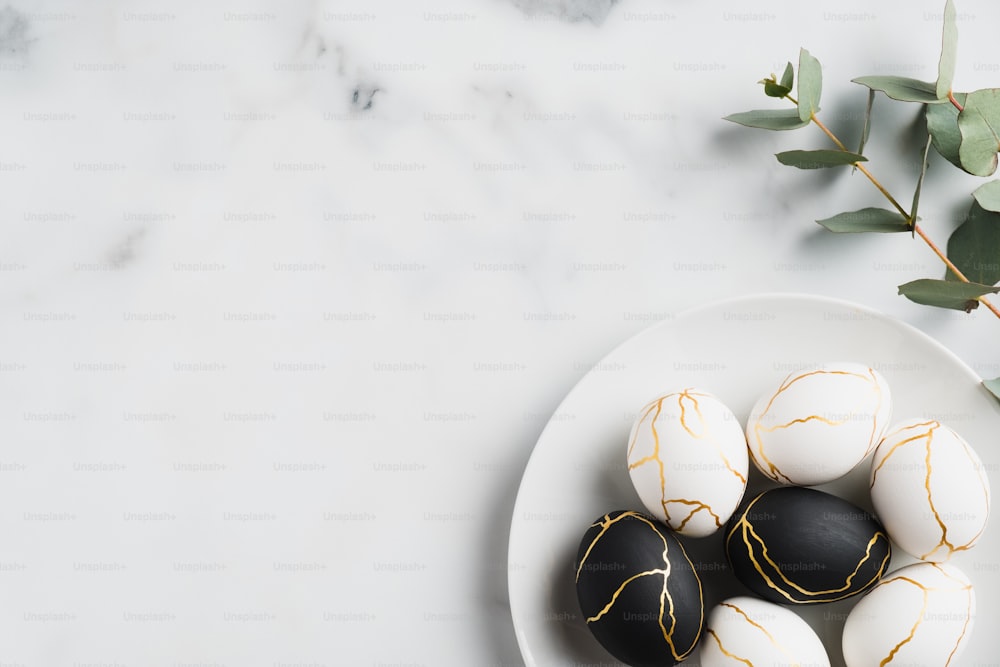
left=506, top=291, right=988, bottom=666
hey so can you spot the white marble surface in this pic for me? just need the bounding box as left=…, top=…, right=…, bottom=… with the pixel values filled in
left=3, top=0, right=1000, bottom=665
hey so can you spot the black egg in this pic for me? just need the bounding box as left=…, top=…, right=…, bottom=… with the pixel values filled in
left=724, top=486, right=891, bottom=604
left=574, top=510, right=704, bottom=667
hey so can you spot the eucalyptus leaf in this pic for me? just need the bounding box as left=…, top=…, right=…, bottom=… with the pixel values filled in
left=764, top=80, right=792, bottom=98
left=776, top=149, right=866, bottom=169
left=926, top=91, right=967, bottom=168
left=856, top=89, right=876, bottom=163
left=816, top=208, right=911, bottom=233
left=897, top=278, right=999, bottom=311
left=724, top=108, right=810, bottom=131
left=972, top=180, right=1000, bottom=212
left=851, top=76, right=943, bottom=103
left=936, top=0, right=958, bottom=99
left=797, top=49, right=822, bottom=121
left=958, top=88, right=1000, bottom=176
left=911, top=134, right=933, bottom=230
left=763, top=62, right=794, bottom=98
left=984, top=377, right=1000, bottom=403
left=780, top=61, right=794, bottom=90
left=945, top=201, right=1000, bottom=285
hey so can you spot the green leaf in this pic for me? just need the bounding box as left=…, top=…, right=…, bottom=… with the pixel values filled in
left=816, top=208, right=912, bottom=233
left=724, top=108, right=810, bottom=131
left=851, top=76, right=944, bottom=103
left=972, top=180, right=1000, bottom=212
left=797, top=49, right=822, bottom=121
left=945, top=201, right=1000, bottom=285
left=780, top=61, right=794, bottom=91
left=984, top=377, right=1000, bottom=403
left=764, top=80, right=792, bottom=98
left=911, top=134, right=933, bottom=230
left=958, top=88, right=1000, bottom=176
left=926, top=91, right=967, bottom=168
left=898, top=278, right=999, bottom=311
left=937, top=0, right=958, bottom=99
left=856, top=89, right=876, bottom=162
left=776, top=150, right=867, bottom=169
left=763, top=63, right=794, bottom=98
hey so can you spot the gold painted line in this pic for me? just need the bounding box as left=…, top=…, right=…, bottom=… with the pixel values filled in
left=575, top=512, right=635, bottom=583
left=740, top=518, right=889, bottom=602
left=657, top=568, right=678, bottom=659
left=627, top=401, right=660, bottom=459
left=741, top=520, right=800, bottom=604
left=671, top=530, right=704, bottom=658
left=866, top=367, right=884, bottom=452
left=677, top=391, right=701, bottom=439
left=957, top=437, right=991, bottom=551
left=664, top=498, right=723, bottom=530
left=870, top=423, right=938, bottom=488
left=721, top=602, right=799, bottom=666
left=586, top=568, right=666, bottom=623
left=705, top=629, right=755, bottom=666
left=726, top=494, right=764, bottom=544
left=757, top=414, right=846, bottom=432
left=627, top=454, right=658, bottom=471
left=650, top=398, right=669, bottom=522
left=929, top=563, right=973, bottom=590
left=878, top=577, right=929, bottom=666
left=630, top=511, right=671, bottom=557
left=945, top=585, right=974, bottom=666
left=922, top=427, right=958, bottom=560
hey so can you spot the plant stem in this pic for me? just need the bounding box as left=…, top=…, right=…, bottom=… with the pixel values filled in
left=912, top=225, right=1000, bottom=322
left=913, top=224, right=966, bottom=280
left=809, top=113, right=911, bottom=219
left=798, top=100, right=1000, bottom=319
left=949, top=91, right=964, bottom=112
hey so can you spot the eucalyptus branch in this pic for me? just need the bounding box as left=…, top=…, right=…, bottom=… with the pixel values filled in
left=798, top=101, right=999, bottom=317
left=725, top=0, right=1000, bottom=401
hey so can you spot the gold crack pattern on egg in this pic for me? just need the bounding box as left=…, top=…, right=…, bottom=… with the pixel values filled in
left=870, top=418, right=991, bottom=562
left=842, top=562, right=976, bottom=667
left=744, top=362, right=892, bottom=486
left=724, top=487, right=891, bottom=605
left=626, top=389, right=749, bottom=537
left=700, top=595, right=830, bottom=667
left=575, top=510, right=704, bottom=667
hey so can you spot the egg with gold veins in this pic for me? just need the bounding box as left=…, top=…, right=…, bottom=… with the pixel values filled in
left=627, top=389, right=749, bottom=537
left=724, top=486, right=891, bottom=604
left=700, top=596, right=830, bottom=667
left=870, top=418, right=991, bottom=562
left=842, top=562, right=976, bottom=667
left=575, top=510, right=704, bottom=667
left=745, top=362, right=892, bottom=485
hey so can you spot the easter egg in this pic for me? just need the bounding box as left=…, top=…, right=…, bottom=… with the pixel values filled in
left=700, top=596, right=830, bottom=667
left=724, top=486, right=891, bottom=604
left=870, top=418, right=991, bottom=562
left=842, top=562, right=975, bottom=667
left=627, top=389, right=749, bottom=537
left=745, top=362, right=892, bottom=485
left=575, top=510, right=704, bottom=666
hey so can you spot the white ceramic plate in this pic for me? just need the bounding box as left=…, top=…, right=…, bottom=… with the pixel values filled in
left=508, top=293, right=1000, bottom=667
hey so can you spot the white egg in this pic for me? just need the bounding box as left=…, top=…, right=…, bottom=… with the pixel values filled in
left=744, top=362, right=892, bottom=485
left=870, top=419, right=991, bottom=562
left=700, top=596, right=830, bottom=667
left=626, top=389, right=748, bottom=537
left=842, top=562, right=975, bottom=667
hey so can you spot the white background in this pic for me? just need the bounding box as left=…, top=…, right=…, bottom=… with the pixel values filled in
left=2, top=0, right=1000, bottom=665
